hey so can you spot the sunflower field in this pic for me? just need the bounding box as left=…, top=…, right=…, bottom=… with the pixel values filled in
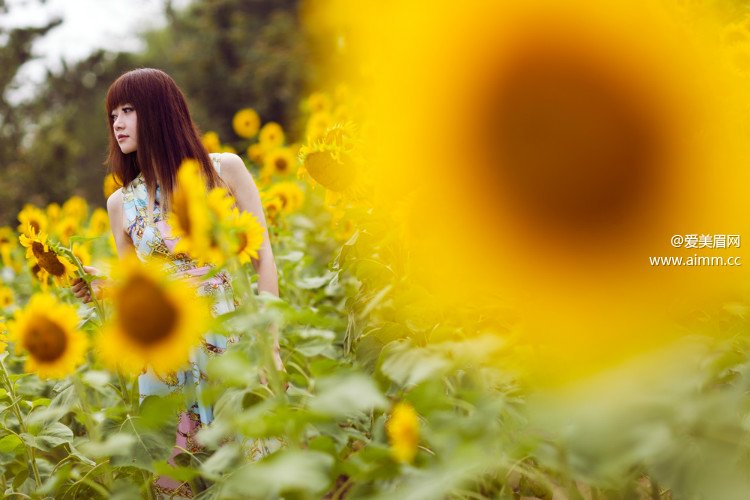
left=4, top=0, right=750, bottom=498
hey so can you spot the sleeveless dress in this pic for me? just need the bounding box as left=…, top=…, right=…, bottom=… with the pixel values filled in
left=121, top=153, right=237, bottom=496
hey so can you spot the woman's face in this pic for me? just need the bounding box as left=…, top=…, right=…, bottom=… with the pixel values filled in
left=111, top=103, right=138, bottom=154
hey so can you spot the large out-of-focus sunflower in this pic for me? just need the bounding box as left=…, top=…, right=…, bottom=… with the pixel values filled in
left=98, top=256, right=212, bottom=376
left=19, top=226, right=78, bottom=286
left=168, top=160, right=215, bottom=265
left=169, top=159, right=266, bottom=266
left=8, top=294, right=87, bottom=379
left=307, top=0, right=750, bottom=379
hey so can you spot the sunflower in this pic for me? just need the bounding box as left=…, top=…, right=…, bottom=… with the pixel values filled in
left=98, top=256, right=211, bottom=376
left=17, top=204, right=48, bottom=238
left=232, top=108, right=261, bottom=138
left=305, top=112, right=333, bottom=143
left=53, top=216, right=79, bottom=246
left=19, top=226, right=78, bottom=286
left=311, top=0, right=750, bottom=378
left=0, top=286, right=14, bottom=309
left=264, top=182, right=304, bottom=213
left=261, top=195, right=283, bottom=226
left=103, top=173, right=121, bottom=199
left=8, top=294, right=87, bottom=378
left=168, top=159, right=214, bottom=264
left=71, top=242, right=92, bottom=267
left=246, top=143, right=265, bottom=164
left=62, top=196, right=89, bottom=224
left=306, top=92, right=332, bottom=114
left=0, top=226, right=16, bottom=268
left=86, top=208, right=110, bottom=237
left=201, top=131, right=222, bottom=153
left=259, top=122, right=285, bottom=149
left=46, top=203, right=62, bottom=226
left=386, top=402, right=420, bottom=464
left=261, top=147, right=297, bottom=179
left=230, top=210, right=265, bottom=264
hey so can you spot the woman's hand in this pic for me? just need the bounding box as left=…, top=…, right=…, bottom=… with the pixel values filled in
left=71, top=266, right=105, bottom=304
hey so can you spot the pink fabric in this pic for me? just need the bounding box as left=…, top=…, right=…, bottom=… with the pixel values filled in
left=154, top=411, right=202, bottom=494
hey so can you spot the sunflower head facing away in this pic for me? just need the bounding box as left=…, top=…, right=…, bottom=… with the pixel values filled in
left=8, top=294, right=87, bottom=379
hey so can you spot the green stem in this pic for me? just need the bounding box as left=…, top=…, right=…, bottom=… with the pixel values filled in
left=72, top=374, right=113, bottom=489
left=58, top=246, right=107, bottom=323
left=0, top=357, right=42, bottom=488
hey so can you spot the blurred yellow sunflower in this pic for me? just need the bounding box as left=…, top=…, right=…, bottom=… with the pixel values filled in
left=201, top=131, right=222, bottom=153
left=168, top=160, right=214, bottom=263
left=0, top=286, right=14, bottom=309
left=45, top=203, right=62, bottom=226
left=305, top=111, right=333, bottom=143
left=261, top=147, right=297, bottom=179
left=62, top=196, right=89, bottom=224
left=261, top=195, right=283, bottom=225
left=386, top=402, right=419, bottom=464
left=17, top=204, right=48, bottom=237
left=103, top=173, right=121, bottom=199
left=0, top=226, right=16, bottom=268
left=246, top=143, right=265, bottom=164
left=8, top=294, right=87, bottom=379
left=259, top=122, right=285, bottom=149
left=315, top=0, right=750, bottom=379
left=86, top=208, right=110, bottom=237
left=232, top=108, right=261, bottom=138
left=98, top=256, right=211, bottom=376
left=53, top=216, right=79, bottom=246
left=306, top=92, right=332, bottom=114
left=265, top=182, right=304, bottom=213
left=72, top=242, right=92, bottom=267
left=19, top=227, right=78, bottom=286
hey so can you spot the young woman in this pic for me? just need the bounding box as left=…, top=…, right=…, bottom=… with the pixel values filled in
left=71, top=68, right=282, bottom=497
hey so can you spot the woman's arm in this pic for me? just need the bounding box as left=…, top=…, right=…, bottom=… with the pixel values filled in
left=72, top=188, right=135, bottom=302
left=219, top=152, right=279, bottom=297
left=107, top=188, right=136, bottom=259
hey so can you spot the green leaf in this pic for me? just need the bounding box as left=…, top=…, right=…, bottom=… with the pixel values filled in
left=223, top=450, right=334, bottom=497
left=12, top=467, right=28, bottom=490
left=295, top=273, right=335, bottom=290
left=201, top=443, right=241, bottom=480
left=35, top=422, right=74, bottom=451
left=309, top=373, right=387, bottom=417
left=380, top=342, right=451, bottom=387
left=0, top=434, right=22, bottom=453
left=79, top=433, right=136, bottom=458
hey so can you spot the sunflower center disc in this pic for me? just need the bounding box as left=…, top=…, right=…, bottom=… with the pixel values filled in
left=26, top=317, right=68, bottom=362
left=117, top=274, right=179, bottom=346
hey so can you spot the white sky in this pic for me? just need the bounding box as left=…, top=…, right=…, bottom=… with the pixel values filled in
left=1, top=0, right=192, bottom=102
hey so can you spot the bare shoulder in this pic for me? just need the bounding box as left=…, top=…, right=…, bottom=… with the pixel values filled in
left=106, top=188, right=123, bottom=213
left=218, top=152, right=249, bottom=178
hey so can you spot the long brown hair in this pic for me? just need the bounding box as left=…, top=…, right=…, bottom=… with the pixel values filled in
left=105, top=68, right=223, bottom=212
